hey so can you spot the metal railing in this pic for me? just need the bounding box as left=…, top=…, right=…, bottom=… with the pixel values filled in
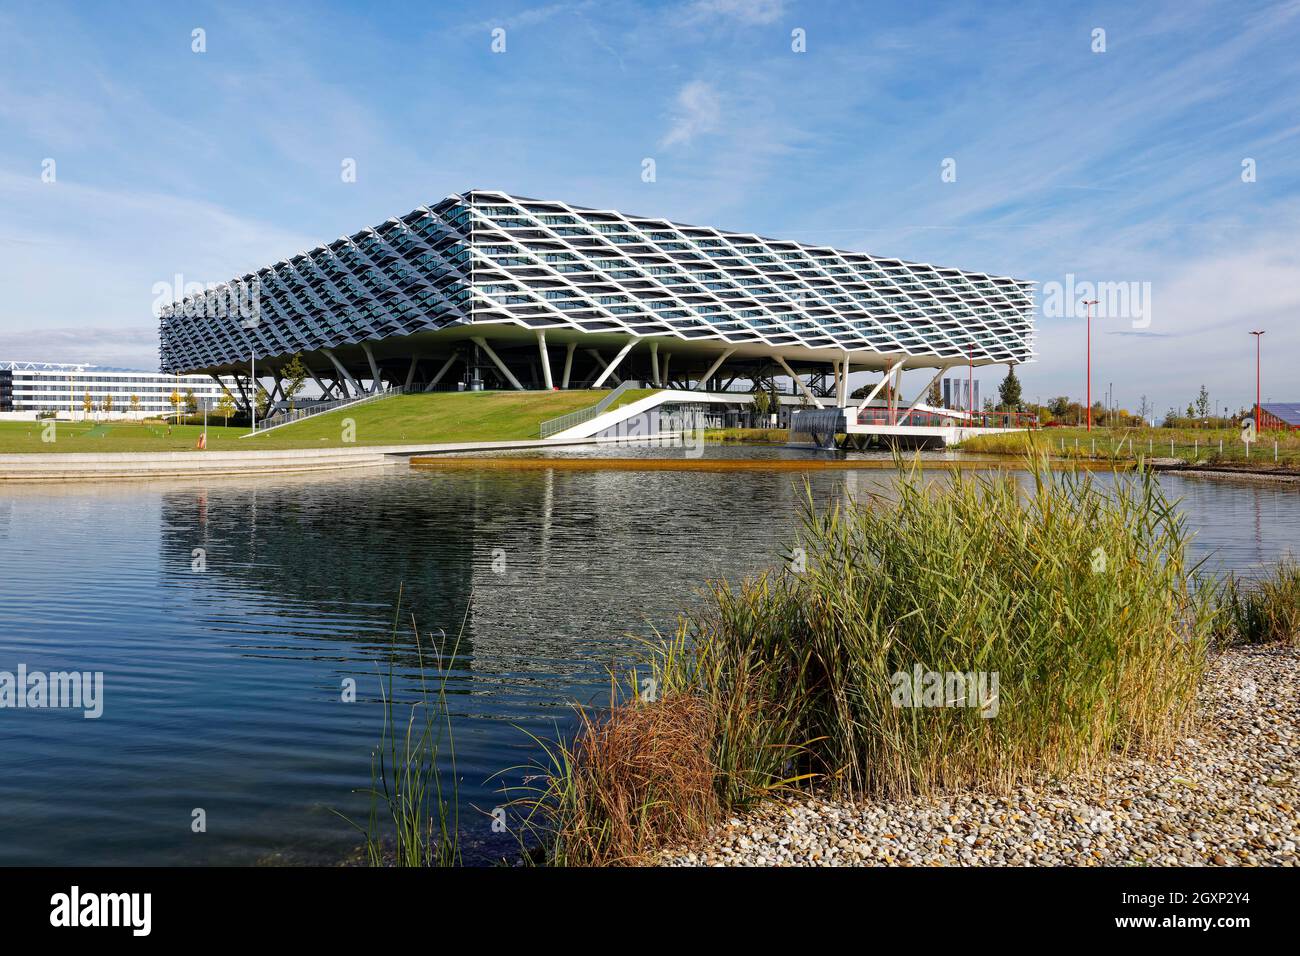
left=539, top=380, right=647, bottom=438
left=854, top=408, right=1038, bottom=429
left=242, top=385, right=407, bottom=436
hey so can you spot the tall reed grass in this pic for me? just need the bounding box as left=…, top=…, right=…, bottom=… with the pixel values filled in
left=529, top=458, right=1217, bottom=863
left=337, top=592, right=463, bottom=867
left=1214, top=559, right=1300, bottom=646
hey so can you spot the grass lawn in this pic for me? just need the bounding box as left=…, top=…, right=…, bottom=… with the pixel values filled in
left=960, top=425, right=1300, bottom=469
left=0, top=389, right=659, bottom=454
left=705, top=427, right=790, bottom=444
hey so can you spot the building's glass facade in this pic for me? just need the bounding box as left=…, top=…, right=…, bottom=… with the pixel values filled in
left=158, top=190, right=1035, bottom=385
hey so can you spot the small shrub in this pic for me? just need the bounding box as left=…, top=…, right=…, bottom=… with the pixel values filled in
left=519, top=692, right=719, bottom=866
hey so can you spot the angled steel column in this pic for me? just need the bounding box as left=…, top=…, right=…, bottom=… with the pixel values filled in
left=231, top=373, right=251, bottom=413
left=424, top=352, right=460, bottom=391
left=650, top=342, right=660, bottom=387
left=306, top=366, right=334, bottom=398
left=471, top=336, right=524, bottom=390
left=592, top=339, right=637, bottom=388
left=361, top=342, right=382, bottom=393
left=207, top=373, right=229, bottom=405
left=695, top=348, right=735, bottom=391
left=583, top=349, right=619, bottom=387
left=322, top=347, right=362, bottom=397
left=561, top=341, right=576, bottom=389
left=896, top=364, right=952, bottom=425
left=775, top=355, right=824, bottom=409
left=404, top=355, right=420, bottom=390
left=856, top=358, right=906, bottom=415
left=536, top=331, right=554, bottom=390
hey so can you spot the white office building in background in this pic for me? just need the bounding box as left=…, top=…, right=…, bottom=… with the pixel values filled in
left=0, top=361, right=230, bottom=420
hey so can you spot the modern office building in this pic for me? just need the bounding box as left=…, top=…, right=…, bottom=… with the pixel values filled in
left=0, top=361, right=228, bottom=419
left=158, top=189, right=1035, bottom=408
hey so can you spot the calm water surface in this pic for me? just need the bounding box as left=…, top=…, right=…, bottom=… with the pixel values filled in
left=0, top=449, right=1296, bottom=864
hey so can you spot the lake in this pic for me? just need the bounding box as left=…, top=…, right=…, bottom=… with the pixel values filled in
left=0, top=449, right=1296, bottom=864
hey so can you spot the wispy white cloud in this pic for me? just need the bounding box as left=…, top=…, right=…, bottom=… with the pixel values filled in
left=461, top=1, right=597, bottom=34
left=684, top=0, right=786, bottom=27
left=660, top=80, right=723, bottom=148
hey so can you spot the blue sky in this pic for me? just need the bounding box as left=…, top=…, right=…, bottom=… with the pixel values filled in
left=1, top=0, right=1297, bottom=415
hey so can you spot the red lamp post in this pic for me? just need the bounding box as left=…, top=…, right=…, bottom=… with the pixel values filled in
left=1249, top=330, right=1265, bottom=432
left=1083, top=299, right=1099, bottom=431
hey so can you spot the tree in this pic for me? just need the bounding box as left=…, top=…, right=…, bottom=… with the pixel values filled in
left=255, top=385, right=272, bottom=420
left=184, top=389, right=199, bottom=416
left=752, top=388, right=771, bottom=419
left=216, top=389, right=236, bottom=425
left=1195, top=385, right=1211, bottom=421
left=281, top=353, right=309, bottom=411
left=82, top=391, right=93, bottom=420
left=130, top=394, right=141, bottom=417
left=168, top=389, right=181, bottom=419
left=102, top=394, right=114, bottom=416
left=927, top=378, right=942, bottom=406
left=998, top=365, right=1022, bottom=410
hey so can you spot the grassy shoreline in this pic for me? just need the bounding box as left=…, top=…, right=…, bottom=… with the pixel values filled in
left=959, top=426, right=1300, bottom=475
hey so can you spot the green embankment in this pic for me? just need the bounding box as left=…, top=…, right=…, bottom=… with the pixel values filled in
left=0, top=389, right=657, bottom=454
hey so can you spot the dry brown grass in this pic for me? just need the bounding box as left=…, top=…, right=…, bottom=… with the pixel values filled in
left=528, top=693, right=720, bottom=866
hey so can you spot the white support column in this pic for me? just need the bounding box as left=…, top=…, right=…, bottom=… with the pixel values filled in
left=361, top=342, right=382, bottom=393
left=561, top=342, right=576, bottom=389
left=775, top=355, right=825, bottom=409
left=404, top=355, right=420, bottom=390
left=661, top=352, right=671, bottom=387
left=650, top=342, right=661, bottom=387
left=833, top=356, right=845, bottom=407
left=695, top=348, right=735, bottom=391
left=857, top=358, right=906, bottom=414
left=424, top=352, right=459, bottom=391
left=536, top=331, right=554, bottom=390
left=592, top=339, right=637, bottom=388
left=840, top=352, right=852, bottom=408
left=471, top=336, right=524, bottom=390
left=306, top=366, right=333, bottom=399
left=896, top=364, right=952, bottom=425
left=322, top=348, right=362, bottom=397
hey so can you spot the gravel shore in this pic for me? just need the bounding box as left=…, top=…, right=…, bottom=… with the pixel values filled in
left=661, top=644, right=1299, bottom=866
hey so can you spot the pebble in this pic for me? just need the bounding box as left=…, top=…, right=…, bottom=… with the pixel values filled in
left=659, top=645, right=1300, bottom=867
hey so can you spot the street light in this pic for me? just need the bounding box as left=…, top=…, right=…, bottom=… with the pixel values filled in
left=1083, top=299, right=1099, bottom=431
left=1249, top=330, right=1265, bottom=432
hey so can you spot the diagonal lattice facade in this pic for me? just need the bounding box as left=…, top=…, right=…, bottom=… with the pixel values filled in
left=159, top=189, right=1035, bottom=384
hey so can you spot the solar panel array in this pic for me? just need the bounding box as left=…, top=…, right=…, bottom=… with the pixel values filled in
left=159, top=189, right=1035, bottom=374
left=1262, top=403, right=1300, bottom=427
